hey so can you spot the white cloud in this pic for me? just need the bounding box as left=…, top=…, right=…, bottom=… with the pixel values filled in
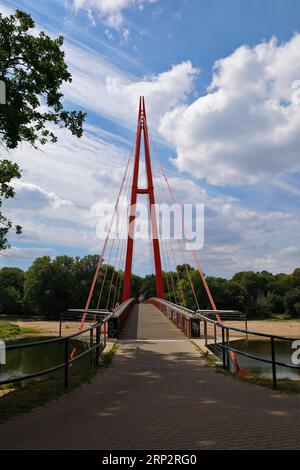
left=155, top=176, right=300, bottom=277
left=159, top=34, right=300, bottom=186
left=72, top=0, right=157, bottom=31
left=3, top=125, right=130, bottom=257
left=63, top=39, right=197, bottom=133
left=0, top=246, right=56, bottom=267
left=11, top=182, right=72, bottom=210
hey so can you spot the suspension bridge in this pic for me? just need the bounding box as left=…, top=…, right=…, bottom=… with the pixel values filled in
left=0, top=98, right=299, bottom=450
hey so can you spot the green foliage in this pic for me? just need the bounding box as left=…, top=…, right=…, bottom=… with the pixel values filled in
left=0, top=267, right=25, bottom=314
left=0, top=321, right=21, bottom=338
left=0, top=10, right=85, bottom=250
left=0, top=159, right=22, bottom=249
left=1, top=256, right=300, bottom=320
left=0, top=10, right=85, bottom=148
left=284, top=288, right=300, bottom=318
left=265, top=292, right=284, bottom=314
left=291, top=268, right=300, bottom=288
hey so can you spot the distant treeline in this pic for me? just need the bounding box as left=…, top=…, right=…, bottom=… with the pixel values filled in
left=0, top=255, right=300, bottom=320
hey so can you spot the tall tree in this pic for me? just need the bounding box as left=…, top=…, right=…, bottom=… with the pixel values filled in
left=0, top=10, right=85, bottom=249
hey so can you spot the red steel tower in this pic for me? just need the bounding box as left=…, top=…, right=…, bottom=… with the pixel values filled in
left=122, top=97, right=165, bottom=301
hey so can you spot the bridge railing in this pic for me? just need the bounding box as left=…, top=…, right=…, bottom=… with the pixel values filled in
left=196, top=311, right=300, bottom=389
left=147, top=298, right=201, bottom=338
left=107, top=298, right=137, bottom=338
left=59, top=309, right=110, bottom=338
left=0, top=311, right=113, bottom=389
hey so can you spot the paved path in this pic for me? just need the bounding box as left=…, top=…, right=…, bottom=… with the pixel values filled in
left=0, top=304, right=300, bottom=449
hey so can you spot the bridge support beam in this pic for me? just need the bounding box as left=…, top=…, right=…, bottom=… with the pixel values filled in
left=122, top=97, right=164, bottom=301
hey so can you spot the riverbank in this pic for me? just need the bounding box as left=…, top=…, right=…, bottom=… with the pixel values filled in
left=226, top=320, right=300, bottom=338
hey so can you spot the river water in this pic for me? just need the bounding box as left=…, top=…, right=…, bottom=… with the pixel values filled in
left=0, top=337, right=89, bottom=383
left=233, top=339, right=300, bottom=380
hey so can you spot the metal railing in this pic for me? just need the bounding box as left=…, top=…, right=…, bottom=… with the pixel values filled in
left=107, top=298, right=137, bottom=338
left=196, top=311, right=300, bottom=389
left=0, top=311, right=113, bottom=389
left=59, top=309, right=110, bottom=337
left=148, top=298, right=200, bottom=338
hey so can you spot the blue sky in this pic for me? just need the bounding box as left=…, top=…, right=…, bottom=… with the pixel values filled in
left=1, top=0, right=300, bottom=277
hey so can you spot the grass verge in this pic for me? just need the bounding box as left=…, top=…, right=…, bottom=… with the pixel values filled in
left=0, top=322, right=41, bottom=339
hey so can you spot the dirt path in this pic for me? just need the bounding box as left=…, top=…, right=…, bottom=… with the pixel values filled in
left=0, top=305, right=299, bottom=450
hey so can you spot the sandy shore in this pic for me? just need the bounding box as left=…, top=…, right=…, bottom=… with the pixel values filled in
left=225, top=320, right=300, bottom=338
left=1, top=317, right=299, bottom=340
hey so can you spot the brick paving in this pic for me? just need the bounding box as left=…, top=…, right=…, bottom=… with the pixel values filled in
left=0, top=304, right=299, bottom=449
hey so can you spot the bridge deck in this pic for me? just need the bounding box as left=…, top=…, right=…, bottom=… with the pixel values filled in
left=120, top=303, right=185, bottom=340
left=0, top=304, right=300, bottom=449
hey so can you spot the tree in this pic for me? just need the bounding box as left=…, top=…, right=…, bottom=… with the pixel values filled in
left=0, top=286, right=23, bottom=315
left=23, top=256, right=53, bottom=316
left=284, top=288, right=300, bottom=318
left=291, top=268, right=300, bottom=288
left=0, top=10, right=85, bottom=248
left=268, top=273, right=291, bottom=296
left=265, top=292, right=284, bottom=314
left=0, top=266, right=25, bottom=314
left=24, top=255, right=77, bottom=319
left=0, top=266, right=24, bottom=291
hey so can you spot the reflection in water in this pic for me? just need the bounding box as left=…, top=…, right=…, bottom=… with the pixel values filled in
left=0, top=337, right=89, bottom=382
left=233, top=339, right=300, bottom=380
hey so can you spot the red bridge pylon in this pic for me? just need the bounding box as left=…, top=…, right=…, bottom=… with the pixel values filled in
left=122, top=97, right=165, bottom=301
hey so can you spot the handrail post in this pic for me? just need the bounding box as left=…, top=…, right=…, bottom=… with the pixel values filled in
left=59, top=314, right=62, bottom=337
left=96, top=324, right=100, bottom=366
left=226, top=329, right=230, bottom=370
left=204, top=320, right=208, bottom=346
left=222, top=327, right=226, bottom=369
left=245, top=314, right=248, bottom=345
left=90, top=328, right=94, bottom=368
left=271, top=337, right=277, bottom=389
left=214, top=323, right=217, bottom=346
left=64, top=339, right=69, bottom=389
left=104, top=320, right=107, bottom=348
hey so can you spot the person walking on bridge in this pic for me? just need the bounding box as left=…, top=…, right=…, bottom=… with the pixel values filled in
left=138, top=293, right=144, bottom=304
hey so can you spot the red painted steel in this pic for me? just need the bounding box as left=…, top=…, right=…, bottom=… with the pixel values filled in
left=122, top=97, right=165, bottom=301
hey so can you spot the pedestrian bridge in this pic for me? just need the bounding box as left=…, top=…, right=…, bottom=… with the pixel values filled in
left=0, top=301, right=300, bottom=450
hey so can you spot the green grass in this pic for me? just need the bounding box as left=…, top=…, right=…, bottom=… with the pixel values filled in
left=101, top=344, right=118, bottom=366
left=0, top=321, right=41, bottom=339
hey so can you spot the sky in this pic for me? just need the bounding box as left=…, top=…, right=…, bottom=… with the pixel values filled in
left=1, top=0, right=300, bottom=278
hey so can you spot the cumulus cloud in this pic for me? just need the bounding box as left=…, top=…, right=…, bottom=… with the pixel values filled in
left=63, top=40, right=198, bottom=133
left=0, top=246, right=56, bottom=267
left=159, top=34, right=300, bottom=186
left=10, top=182, right=72, bottom=210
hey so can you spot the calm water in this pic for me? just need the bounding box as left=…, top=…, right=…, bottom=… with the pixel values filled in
left=0, top=337, right=89, bottom=382
left=233, top=339, right=300, bottom=380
